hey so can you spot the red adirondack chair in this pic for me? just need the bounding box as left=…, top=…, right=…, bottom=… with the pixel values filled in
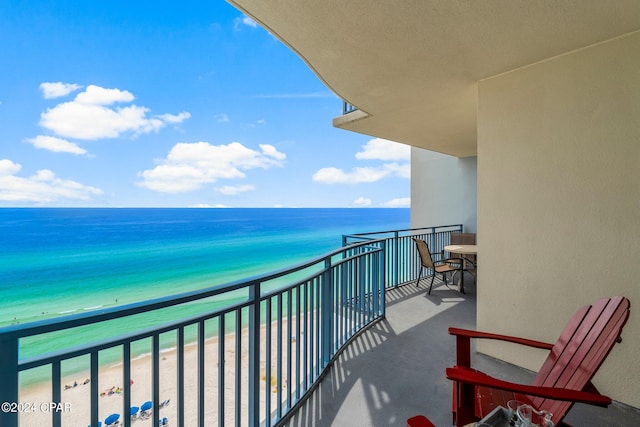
left=445, top=296, right=630, bottom=427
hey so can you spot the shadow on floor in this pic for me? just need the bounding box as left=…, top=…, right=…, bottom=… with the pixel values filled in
left=283, top=276, right=640, bottom=427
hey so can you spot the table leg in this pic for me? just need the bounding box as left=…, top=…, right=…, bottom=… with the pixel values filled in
left=459, top=259, right=465, bottom=293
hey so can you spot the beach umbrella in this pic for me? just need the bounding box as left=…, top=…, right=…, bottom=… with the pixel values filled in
left=105, top=413, right=120, bottom=425
left=130, top=406, right=139, bottom=417
left=141, top=400, right=152, bottom=412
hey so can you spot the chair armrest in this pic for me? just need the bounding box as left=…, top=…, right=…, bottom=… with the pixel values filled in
left=445, top=367, right=612, bottom=407
left=449, top=327, right=554, bottom=350
left=433, top=256, right=463, bottom=267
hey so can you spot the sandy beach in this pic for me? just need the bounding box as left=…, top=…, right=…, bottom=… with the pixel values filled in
left=19, top=320, right=299, bottom=427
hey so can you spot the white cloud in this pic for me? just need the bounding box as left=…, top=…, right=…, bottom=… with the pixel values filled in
left=313, top=138, right=410, bottom=185
left=383, top=162, right=411, bottom=179
left=382, top=197, right=411, bottom=207
left=313, top=162, right=408, bottom=184
left=40, top=82, right=82, bottom=99
left=138, top=141, right=286, bottom=193
left=215, top=113, right=230, bottom=123
left=234, top=15, right=258, bottom=30
left=0, top=159, right=21, bottom=175
left=356, top=138, right=410, bottom=161
left=25, top=135, right=88, bottom=155
left=242, top=16, right=257, bottom=28
left=74, top=85, right=134, bottom=105
left=259, top=144, right=286, bottom=160
left=0, top=159, right=103, bottom=203
left=312, top=167, right=389, bottom=184
left=140, top=164, right=208, bottom=193
left=353, top=197, right=372, bottom=207
left=39, top=85, right=190, bottom=140
left=158, top=112, right=192, bottom=124
left=41, top=103, right=149, bottom=139
left=215, top=184, right=255, bottom=195
left=247, top=118, right=267, bottom=128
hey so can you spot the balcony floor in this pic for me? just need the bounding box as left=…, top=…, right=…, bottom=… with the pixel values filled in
left=283, top=275, right=640, bottom=427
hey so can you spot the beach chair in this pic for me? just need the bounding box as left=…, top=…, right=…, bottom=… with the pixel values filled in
left=139, top=401, right=152, bottom=419
left=445, top=296, right=630, bottom=426
left=104, top=413, right=120, bottom=426
left=130, top=406, right=139, bottom=420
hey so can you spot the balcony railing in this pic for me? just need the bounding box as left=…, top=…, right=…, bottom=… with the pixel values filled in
left=342, top=101, right=358, bottom=115
left=0, top=225, right=461, bottom=427
left=343, top=224, right=463, bottom=288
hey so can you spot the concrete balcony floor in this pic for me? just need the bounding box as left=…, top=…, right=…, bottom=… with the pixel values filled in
left=283, top=275, right=640, bottom=427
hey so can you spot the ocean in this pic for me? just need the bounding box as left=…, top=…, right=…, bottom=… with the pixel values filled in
left=0, top=208, right=409, bottom=370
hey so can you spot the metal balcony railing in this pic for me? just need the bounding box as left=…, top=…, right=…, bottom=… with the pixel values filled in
left=342, top=101, right=358, bottom=115
left=0, top=225, right=461, bottom=427
left=343, top=225, right=463, bottom=288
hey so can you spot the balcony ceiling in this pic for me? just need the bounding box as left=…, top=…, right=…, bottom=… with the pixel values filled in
left=227, top=1, right=640, bottom=157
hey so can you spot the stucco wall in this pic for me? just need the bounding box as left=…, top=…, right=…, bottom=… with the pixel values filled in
left=410, top=149, right=477, bottom=232
left=477, top=31, right=640, bottom=407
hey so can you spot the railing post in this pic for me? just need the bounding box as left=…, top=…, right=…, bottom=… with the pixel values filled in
left=0, top=336, right=19, bottom=427
left=321, top=256, right=334, bottom=365
left=428, top=227, right=436, bottom=255
left=393, top=231, right=399, bottom=287
left=380, top=241, right=387, bottom=317
left=248, top=281, right=261, bottom=426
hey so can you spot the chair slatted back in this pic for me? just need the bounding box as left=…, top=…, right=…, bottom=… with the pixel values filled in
left=449, top=232, right=476, bottom=262
left=413, top=238, right=435, bottom=269
left=530, top=296, right=630, bottom=422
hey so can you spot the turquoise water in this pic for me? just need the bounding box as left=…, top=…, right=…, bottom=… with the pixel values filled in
left=0, top=208, right=409, bottom=369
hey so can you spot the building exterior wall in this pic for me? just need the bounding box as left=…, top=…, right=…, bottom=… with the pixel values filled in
left=477, top=31, right=640, bottom=407
left=411, top=149, right=477, bottom=233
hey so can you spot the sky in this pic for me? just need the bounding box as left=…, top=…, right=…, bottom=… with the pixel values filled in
left=0, top=1, right=410, bottom=208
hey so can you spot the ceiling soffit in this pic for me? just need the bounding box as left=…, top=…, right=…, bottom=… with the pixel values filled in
left=228, top=1, right=640, bottom=157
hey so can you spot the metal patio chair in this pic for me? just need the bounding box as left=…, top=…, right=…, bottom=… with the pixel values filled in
left=412, top=237, right=462, bottom=295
